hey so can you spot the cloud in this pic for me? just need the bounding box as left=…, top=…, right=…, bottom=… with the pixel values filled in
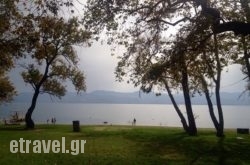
left=8, top=42, right=246, bottom=94
left=71, top=42, right=138, bottom=93
left=220, top=64, right=246, bottom=93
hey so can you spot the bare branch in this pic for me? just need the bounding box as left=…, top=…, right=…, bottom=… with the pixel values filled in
left=147, top=16, right=192, bottom=26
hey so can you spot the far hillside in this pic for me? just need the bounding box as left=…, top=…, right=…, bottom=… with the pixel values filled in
left=13, top=90, right=250, bottom=105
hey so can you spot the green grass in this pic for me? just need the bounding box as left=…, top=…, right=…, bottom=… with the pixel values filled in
left=0, top=124, right=250, bottom=165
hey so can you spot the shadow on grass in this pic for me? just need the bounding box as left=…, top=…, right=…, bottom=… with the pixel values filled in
left=185, top=135, right=250, bottom=165
left=122, top=128, right=250, bottom=165
left=122, top=128, right=189, bottom=163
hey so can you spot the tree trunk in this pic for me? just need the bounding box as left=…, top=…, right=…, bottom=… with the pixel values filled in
left=181, top=66, right=197, bottom=136
left=25, top=60, right=50, bottom=129
left=241, top=0, right=250, bottom=79
left=200, top=76, right=220, bottom=131
left=25, top=88, right=40, bottom=129
left=214, top=34, right=224, bottom=137
left=215, top=83, right=224, bottom=137
left=204, top=90, right=220, bottom=130
left=242, top=37, right=250, bottom=79
left=163, top=79, right=189, bottom=133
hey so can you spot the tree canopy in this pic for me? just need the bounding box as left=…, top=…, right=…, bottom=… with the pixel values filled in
left=83, top=0, right=250, bottom=136
left=0, top=0, right=93, bottom=128
left=25, top=17, right=89, bottom=128
left=84, top=0, right=250, bottom=96
left=0, top=0, right=23, bottom=103
left=20, top=16, right=89, bottom=97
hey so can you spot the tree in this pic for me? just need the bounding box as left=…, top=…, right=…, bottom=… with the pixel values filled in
left=1, top=0, right=92, bottom=129
left=115, top=30, right=199, bottom=135
left=240, top=0, right=250, bottom=94
left=20, top=14, right=90, bottom=129
left=0, top=0, right=23, bottom=103
left=197, top=0, right=250, bottom=94
left=191, top=33, right=229, bottom=137
left=195, top=0, right=250, bottom=35
left=83, top=0, right=249, bottom=136
left=84, top=0, right=205, bottom=135
left=0, top=74, right=16, bottom=103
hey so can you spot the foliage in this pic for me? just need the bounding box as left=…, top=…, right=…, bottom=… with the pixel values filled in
left=23, top=15, right=90, bottom=129
left=83, top=0, right=249, bottom=91
left=0, top=71, right=16, bottom=104
left=6, top=0, right=92, bottom=128
left=0, top=0, right=23, bottom=103
left=0, top=74, right=16, bottom=103
left=0, top=0, right=85, bottom=104
left=20, top=15, right=90, bottom=97
left=83, top=0, right=250, bottom=135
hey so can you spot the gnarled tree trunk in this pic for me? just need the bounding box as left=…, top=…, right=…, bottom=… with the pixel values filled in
left=180, top=55, right=197, bottom=136
left=241, top=0, right=250, bottom=80
left=163, top=79, right=189, bottom=133
left=25, top=88, right=40, bottom=129
left=200, top=75, right=221, bottom=135
left=25, top=60, right=50, bottom=129
left=213, top=34, right=224, bottom=137
left=181, top=69, right=197, bottom=136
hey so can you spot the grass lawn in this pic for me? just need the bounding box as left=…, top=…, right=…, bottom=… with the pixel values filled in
left=0, top=124, right=250, bottom=165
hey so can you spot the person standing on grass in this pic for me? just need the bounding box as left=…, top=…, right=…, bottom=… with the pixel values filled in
left=132, top=118, right=136, bottom=126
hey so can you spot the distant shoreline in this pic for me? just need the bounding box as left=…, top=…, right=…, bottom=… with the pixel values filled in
left=10, top=90, right=250, bottom=105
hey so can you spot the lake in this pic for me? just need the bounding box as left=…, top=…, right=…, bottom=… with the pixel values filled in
left=0, top=103, right=249, bottom=128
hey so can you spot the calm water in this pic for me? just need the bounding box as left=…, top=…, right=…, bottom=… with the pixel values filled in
left=0, top=103, right=249, bottom=128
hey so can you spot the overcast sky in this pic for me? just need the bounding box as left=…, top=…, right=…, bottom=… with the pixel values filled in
left=9, top=40, right=246, bottom=94
left=8, top=1, right=247, bottom=94
left=76, top=42, right=138, bottom=92
left=9, top=41, right=139, bottom=93
left=76, top=42, right=247, bottom=93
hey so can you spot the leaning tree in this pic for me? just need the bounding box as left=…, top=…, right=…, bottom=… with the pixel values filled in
left=19, top=12, right=91, bottom=128
left=83, top=0, right=250, bottom=136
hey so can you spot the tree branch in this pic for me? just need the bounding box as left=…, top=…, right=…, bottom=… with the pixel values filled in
left=214, top=21, right=250, bottom=35
left=147, top=17, right=191, bottom=26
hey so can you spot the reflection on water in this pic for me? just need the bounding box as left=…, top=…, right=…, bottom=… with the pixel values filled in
left=0, top=103, right=250, bottom=128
